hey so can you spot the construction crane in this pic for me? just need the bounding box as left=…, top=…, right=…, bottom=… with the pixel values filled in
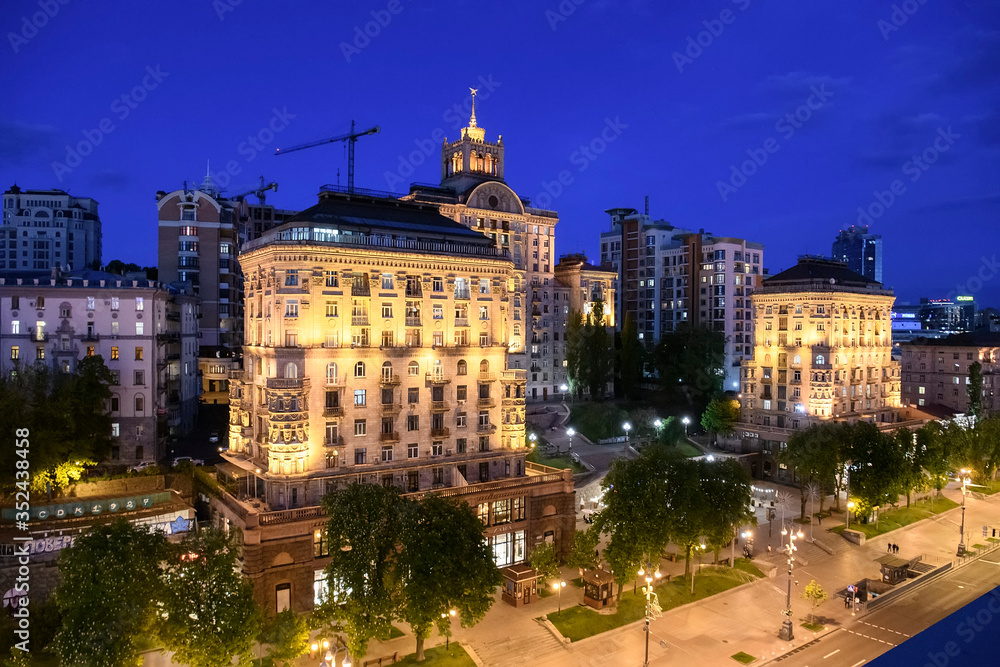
left=228, top=176, right=278, bottom=204
left=275, top=120, right=379, bottom=193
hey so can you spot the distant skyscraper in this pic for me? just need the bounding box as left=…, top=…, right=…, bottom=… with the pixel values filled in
left=831, top=224, right=882, bottom=283
left=2, top=185, right=102, bottom=271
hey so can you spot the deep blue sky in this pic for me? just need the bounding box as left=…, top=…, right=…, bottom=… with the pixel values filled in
left=3, top=0, right=998, bottom=306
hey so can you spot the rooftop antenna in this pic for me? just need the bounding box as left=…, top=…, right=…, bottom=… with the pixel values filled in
left=645, top=195, right=649, bottom=216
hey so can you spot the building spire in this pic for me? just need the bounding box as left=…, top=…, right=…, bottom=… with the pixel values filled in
left=469, top=87, right=479, bottom=128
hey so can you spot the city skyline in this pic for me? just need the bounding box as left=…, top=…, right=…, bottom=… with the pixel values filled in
left=2, top=1, right=998, bottom=306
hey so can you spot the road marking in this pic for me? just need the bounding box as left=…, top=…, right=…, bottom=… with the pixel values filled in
left=857, top=621, right=910, bottom=637
left=852, top=661, right=866, bottom=667
left=981, top=559, right=1000, bottom=565
left=824, top=649, right=840, bottom=658
left=844, top=628, right=896, bottom=647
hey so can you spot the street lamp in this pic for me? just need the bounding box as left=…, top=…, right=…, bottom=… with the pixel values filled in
left=846, top=501, right=855, bottom=530
left=559, top=383, right=568, bottom=401
left=440, top=608, right=457, bottom=649
left=317, top=642, right=351, bottom=667
left=682, top=416, right=690, bottom=435
left=552, top=580, right=566, bottom=613
left=566, top=427, right=575, bottom=453
left=653, top=418, right=663, bottom=430
left=622, top=422, right=632, bottom=443
left=958, top=468, right=971, bottom=557
left=691, top=543, right=707, bottom=594
left=528, top=433, right=537, bottom=448
left=638, top=562, right=662, bottom=667
left=778, top=524, right=803, bottom=641
left=741, top=530, right=754, bottom=558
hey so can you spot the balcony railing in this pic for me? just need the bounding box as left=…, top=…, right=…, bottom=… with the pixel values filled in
left=478, top=372, right=496, bottom=383
left=430, top=400, right=448, bottom=412
left=405, top=316, right=422, bottom=326
left=323, top=406, right=345, bottom=418
left=351, top=315, right=370, bottom=326
left=477, top=423, right=496, bottom=434
left=426, top=373, right=450, bottom=385
left=380, top=432, right=400, bottom=443
left=381, top=402, right=402, bottom=413
left=379, top=374, right=401, bottom=386
left=351, top=284, right=371, bottom=297
left=267, top=377, right=306, bottom=390
left=430, top=427, right=450, bottom=438
left=454, top=317, right=469, bottom=327
left=478, top=397, right=495, bottom=408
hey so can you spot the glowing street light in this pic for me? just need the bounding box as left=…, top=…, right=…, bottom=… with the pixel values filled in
left=440, top=609, right=457, bottom=649
left=528, top=432, right=537, bottom=447
left=638, top=563, right=662, bottom=667
left=552, top=580, right=567, bottom=612
left=778, top=524, right=804, bottom=641
left=566, top=427, right=576, bottom=452
left=653, top=418, right=663, bottom=429
left=846, top=501, right=856, bottom=530
left=681, top=416, right=690, bottom=435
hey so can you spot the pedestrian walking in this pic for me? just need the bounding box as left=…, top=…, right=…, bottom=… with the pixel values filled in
left=894, top=544, right=899, bottom=555
left=887, top=543, right=892, bottom=552
left=844, top=595, right=850, bottom=609
left=767, top=545, right=772, bottom=556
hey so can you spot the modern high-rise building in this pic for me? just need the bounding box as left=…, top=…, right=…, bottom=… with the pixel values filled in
left=213, top=189, right=575, bottom=614
left=0, top=268, right=199, bottom=465
left=405, top=95, right=574, bottom=400
left=1, top=185, right=102, bottom=271
left=891, top=297, right=978, bottom=343
left=728, top=257, right=906, bottom=480
left=156, top=175, right=295, bottom=403
left=599, top=208, right=764, bottom=389
left=900, top=332, right=999, bottom=415
left=831, top=224, right=882, bottom=284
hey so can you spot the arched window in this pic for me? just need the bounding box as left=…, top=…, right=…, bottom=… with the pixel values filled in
left=381, top=361, right=393, bottom=381
left=407, top=360, right=419, bottom=377
left=793, top=355, right=801, bottom=365
left=457, top=360, right=467, bottom=375
left=815, top=355, right=825, bottom=366
left=326, top=362, right=338, bottom=385
left=479, top=359, right=489, bottom=374
left=284, top=363, right=298, bottom=379
left=354, top=361, right=365, bottom=378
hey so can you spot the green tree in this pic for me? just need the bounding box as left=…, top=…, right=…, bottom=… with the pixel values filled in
left=397, top=495, right=501, bottom=661
left=157, top=528, right=261, bottom=667
left=566, top=529, right=601, bottom=573
left=52, top=520, right=169, bottom=667
left=320, top=483, right=405, bottom=659
left=917, top=422, right=952, bottom=502
left=803, top=580, right=828, bottom=623
left=565, top=310, right=585, bottom=399
left=700, top=396, right=740, bottom=440
left=848, top=423, right=906, bottom=525
left=967, top=361, right=983, bottom=417
left=653, top=324, right=725, bottom=410
left=259, top=610, right=310, bottom=666
left=584, top=299, right=612, bottom=401
left=699, top=458, right=756, bottom=564
left=619, top=312, right=643, bottom=400
left=529, top=541, right=560, bottom=588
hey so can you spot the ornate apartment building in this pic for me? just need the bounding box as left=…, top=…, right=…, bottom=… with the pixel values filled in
left=405, top=94, right=580, bottom=400
left=900, top=331, right=1000, bottom=415
left=215, top=189, right=575, bottom=614
left=727, top=257, right=907, bottom=480
left=1, top=185, right=102, bottom=271
left=0, top=269, right=199, bottom=465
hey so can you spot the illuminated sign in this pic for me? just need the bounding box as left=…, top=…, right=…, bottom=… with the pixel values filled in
left=956, top=296, right=973, bottom=302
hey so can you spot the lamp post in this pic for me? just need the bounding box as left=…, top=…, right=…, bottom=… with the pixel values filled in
left=560, top=383, right=569, bottom=401
left=552, top=580, right=566, bottom=613
left=682, top=416, right=690, bottom=436
left=958, top=468, right=971, bottom=557
left=846, top=501, right=855, bottom=530
left=691, top=543, right=706, bottom=594
left=638, top=562, right=662, bottom=667
left=741, top=530, right=754, bottom=558
left=529, top=432, right=537, bottom=449
left=316, top=641, right=351, bottom=667
left=623, top=422, right=632, bottom=443
left=440, top=609, right=456, bottom=649
left=566, top=427, right=575, bottom=453
left=778, top=524, right=803, bottom=641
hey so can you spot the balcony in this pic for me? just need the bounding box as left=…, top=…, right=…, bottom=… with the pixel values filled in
left=380, top=432, right=400, bottom=443
left=405, top=316, right=421, bottom=326
left=430, top=401, right=448, bottom=412
left=478, top=397, right=495, bottom=408
left=405, top=286, right=422, bottom=298
left=351, top=315, right=370, bottom=326
left=267, top=377, right=305, bottom=390
left=83, top=333, right=100, bottom=342
left=323, top=406, right=345, bottom=418
left=325, top=436, right=344, bottom=448
left=454, top=317, right=469, bottom=327
left=478, top=372, right=496, bottom=383
left=477, top=423, right=496, bottom=434
left=351, top=284, right=371, bottom=297
left=379, top=373, right=401, bottom=386
left=381, top=402, right=402, bottom=413
left=430, top=427, right=450, bottom=438
left=230, top=370, right=246, bottom=381
left=426, top=373, right=450, bottom=385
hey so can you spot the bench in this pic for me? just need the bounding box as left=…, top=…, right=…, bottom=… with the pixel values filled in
left=363, top=653, right=399, bottom=666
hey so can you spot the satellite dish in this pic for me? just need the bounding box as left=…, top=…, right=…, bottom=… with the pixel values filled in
left=660, top=640, right=668, bottom=649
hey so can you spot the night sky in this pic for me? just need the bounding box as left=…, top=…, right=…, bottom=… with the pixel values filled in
left=2, top=0, right=998, bottom=306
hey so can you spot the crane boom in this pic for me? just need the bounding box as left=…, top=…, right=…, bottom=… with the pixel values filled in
left=274, top=120, right=379, bottom=193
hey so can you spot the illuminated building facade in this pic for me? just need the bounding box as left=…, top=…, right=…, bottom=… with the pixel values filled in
left=213, top=189, right=575, bottom=614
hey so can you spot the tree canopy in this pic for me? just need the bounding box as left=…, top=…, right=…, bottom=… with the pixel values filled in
left=700, top=396, right=741, bottom=437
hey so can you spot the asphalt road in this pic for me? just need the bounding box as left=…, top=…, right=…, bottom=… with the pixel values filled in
left=773, top=555, right=1000, bottom=666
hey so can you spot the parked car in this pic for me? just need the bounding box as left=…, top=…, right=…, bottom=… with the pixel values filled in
left=172, top=456, right=205, bottom=467
left=208, top=431, right=220, bottom=444
left=128, top=461, right=157, bottom=473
